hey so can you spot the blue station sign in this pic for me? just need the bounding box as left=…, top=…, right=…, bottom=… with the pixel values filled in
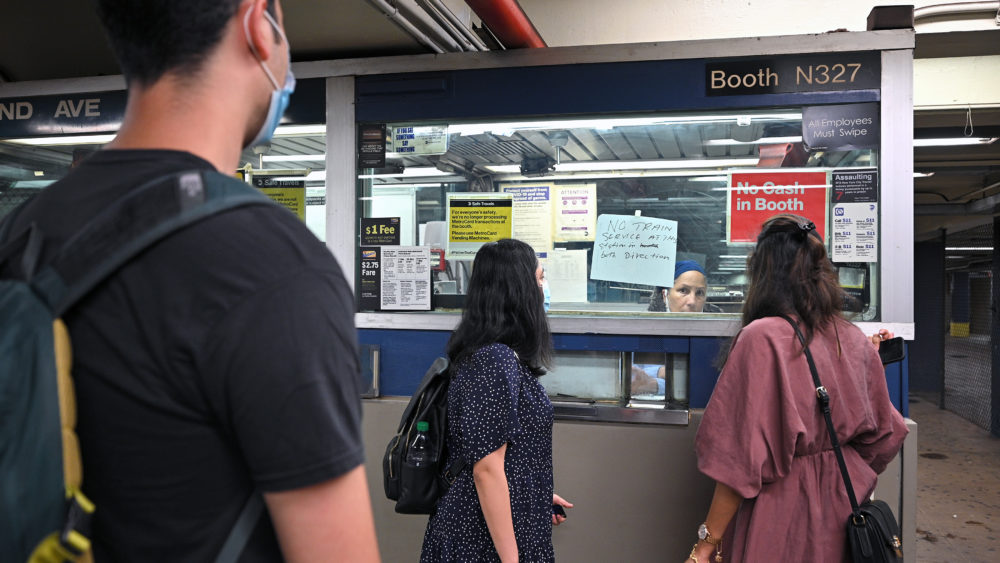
left=0, top=78, right=325, bottom=139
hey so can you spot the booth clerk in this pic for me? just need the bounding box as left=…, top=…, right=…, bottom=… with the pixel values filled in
left=647, top=260, right=720, bottom=313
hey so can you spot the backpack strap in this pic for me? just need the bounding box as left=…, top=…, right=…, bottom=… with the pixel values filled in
left=396, top=357, right=451, bottom=433
left=213, top=492, right=265, bottom=563
left=29, top=170, right=272, bottom=316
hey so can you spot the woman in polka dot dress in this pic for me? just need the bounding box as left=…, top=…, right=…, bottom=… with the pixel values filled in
left=420, top=239, right=573, bottom=563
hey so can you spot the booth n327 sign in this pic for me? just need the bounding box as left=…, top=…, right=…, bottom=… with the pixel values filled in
left=705, top=52, right=879, bottom=95
left=727, top=171, right=829, bottom=243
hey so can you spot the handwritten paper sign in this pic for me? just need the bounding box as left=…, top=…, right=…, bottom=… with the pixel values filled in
left=590, top=214, right=677, bottom=287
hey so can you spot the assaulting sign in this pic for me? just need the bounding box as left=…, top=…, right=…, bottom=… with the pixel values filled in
left=727, top=171, right=829, bottom=243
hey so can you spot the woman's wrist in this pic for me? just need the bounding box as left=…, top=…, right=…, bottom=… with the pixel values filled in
left=692, top=539, right=716, bottom=561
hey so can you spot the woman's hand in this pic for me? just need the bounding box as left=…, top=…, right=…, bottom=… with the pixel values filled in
left=870, top=328, right=894, bottom=349
left=552, top=493, right=573, bottom=526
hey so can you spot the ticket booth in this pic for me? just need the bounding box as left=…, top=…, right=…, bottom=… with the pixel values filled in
left=323, top=30, right=917, bottom=561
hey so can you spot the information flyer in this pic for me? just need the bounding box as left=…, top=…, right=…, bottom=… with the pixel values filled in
left=358, top=247, right=381, bottom=311
left=500, top=184, right=553, bottom=253
left=380, top=246, right=431, bottom=311
left=590, top=214, right=678, bottom=288
left=389, top=125, right=448, bottom=156
left=553, top=184, right=597, bottom=242
left=831, top=169, right=879, bottom=262
left=446, top=193, right=514, bottom=259
left=360, top=217, right=401, bottom=246
left=542, top=249, right=589, bottom=303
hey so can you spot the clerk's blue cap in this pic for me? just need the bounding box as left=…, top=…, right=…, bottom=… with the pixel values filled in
left=674, top=260, right=706, bottom=281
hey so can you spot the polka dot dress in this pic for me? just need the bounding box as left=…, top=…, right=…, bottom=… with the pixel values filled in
left=420, top=343, right=555, bottom=562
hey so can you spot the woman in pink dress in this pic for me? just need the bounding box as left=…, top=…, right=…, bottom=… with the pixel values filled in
left=686, top=214, right=908, bottom=563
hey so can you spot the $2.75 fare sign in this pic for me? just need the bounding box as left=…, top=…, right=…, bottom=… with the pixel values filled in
left=727, top=171, right=829, bottom=243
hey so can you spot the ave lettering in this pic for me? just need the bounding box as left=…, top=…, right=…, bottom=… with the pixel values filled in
left=53, top=98, right=101, bottom=118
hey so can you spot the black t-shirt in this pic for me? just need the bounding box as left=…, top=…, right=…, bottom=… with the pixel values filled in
left=1, top=150, right=365, bottom=562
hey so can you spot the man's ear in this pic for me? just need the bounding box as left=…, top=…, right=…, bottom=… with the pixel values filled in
left=244, top=0, right=277, bottom=62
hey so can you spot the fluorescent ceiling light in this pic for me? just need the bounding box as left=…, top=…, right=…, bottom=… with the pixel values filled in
left=484, top=158, right=755, bottom=174
left=3, top=124, right=327, bottom=146
left=357, top=167, right=454, bottom=179
left=5, top=134, right=116, bottom=145
left=945, top=247, right=993, bottom=251
left=913, top=171, right=935, bottom=178
left=369, top=183, right=443, bottom=189
left=261, top=154, right=326, bottom=162
left=274, top=124, right=326, bottom=136
left=270, top=171, right=325, bottom=182
left=913, top=137, right=998, bottom=147
left=704, top=136, right=802, bottom=146
left=448, top=114, right=802, bottom=136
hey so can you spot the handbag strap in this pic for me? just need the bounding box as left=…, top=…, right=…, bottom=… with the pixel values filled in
left=778, top=315, right=862, bottom=516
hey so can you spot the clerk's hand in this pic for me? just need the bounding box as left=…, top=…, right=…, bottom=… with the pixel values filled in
left=630, top=366, right=658, bottom=395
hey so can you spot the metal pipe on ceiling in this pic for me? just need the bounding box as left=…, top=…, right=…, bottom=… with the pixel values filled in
left=420, top=0, right=489, bottom=51
left=914, top=1, right=1000, bottom=22
left=464, top=0, right=547, bottom=49
left=415, top=0, right=479, bottom=51
left=394, top=0, right=468, bottom=51
left=364, top=0, right=456, bottom=53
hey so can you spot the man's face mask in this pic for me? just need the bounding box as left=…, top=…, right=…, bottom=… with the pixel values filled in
left=243, top=8, right=296, bottom=149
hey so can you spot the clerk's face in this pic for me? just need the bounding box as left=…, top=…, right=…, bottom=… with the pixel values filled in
left=665, top=271, right=707, bottom=312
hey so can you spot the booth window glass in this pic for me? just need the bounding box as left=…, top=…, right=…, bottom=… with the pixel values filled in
left=356, top=107, right=882, bottom=320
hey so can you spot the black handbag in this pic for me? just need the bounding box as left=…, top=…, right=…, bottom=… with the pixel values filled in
left=780, top=316, right=904, bottom=563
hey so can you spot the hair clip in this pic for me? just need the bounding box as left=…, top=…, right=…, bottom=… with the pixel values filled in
left=799, top=221, right=816, bottom=233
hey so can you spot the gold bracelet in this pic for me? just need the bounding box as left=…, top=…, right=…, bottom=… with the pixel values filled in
left=688, top=543, right=701, bottom=563
left=690, top=541, right=723, bottom=563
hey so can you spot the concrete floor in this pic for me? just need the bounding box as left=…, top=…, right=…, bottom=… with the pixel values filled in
left=909, top=393, right=1000, bottom=562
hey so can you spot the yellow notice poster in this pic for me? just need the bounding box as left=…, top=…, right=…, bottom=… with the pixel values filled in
left=251, top=172, right=307, bottom=221
left=446, top=193, right=513, bottom=259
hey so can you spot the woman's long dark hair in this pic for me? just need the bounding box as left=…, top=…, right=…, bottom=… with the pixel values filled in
left=741, top=213, right=850, bottom=348
left=446, top=238, right=553, bottom=376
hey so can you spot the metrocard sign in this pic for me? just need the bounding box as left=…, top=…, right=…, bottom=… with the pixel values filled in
left=727, top=170, right=829, bottom=243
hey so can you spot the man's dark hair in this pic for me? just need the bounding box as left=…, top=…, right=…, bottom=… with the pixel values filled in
left=741, top=213, right=849, bottom=347
left=96, top=0, right=275, bottom=86
left=446, top=239, right=553, bottom=376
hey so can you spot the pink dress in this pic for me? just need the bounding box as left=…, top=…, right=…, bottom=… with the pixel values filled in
left=696, top=316, right=908, bottom=562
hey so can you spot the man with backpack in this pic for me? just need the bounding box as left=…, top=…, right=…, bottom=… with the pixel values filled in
left=0, top=1, right=379, bottom=561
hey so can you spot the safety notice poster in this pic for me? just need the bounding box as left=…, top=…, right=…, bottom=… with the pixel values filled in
left=831, top=169, right=878, bottom=262
left=446, top=193, right=514, bottom=259
left=501, top=184, right=553, bottom=254
left=553, top=184, right=597, bottom=242
left=380, top=246, right=431, bottom=311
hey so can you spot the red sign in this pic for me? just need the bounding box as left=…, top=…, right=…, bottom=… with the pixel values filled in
left=727, top=171, right=829, bottom=243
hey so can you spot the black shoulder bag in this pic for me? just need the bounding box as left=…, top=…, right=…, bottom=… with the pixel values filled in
left=780, top=316, right=904, bottom=563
